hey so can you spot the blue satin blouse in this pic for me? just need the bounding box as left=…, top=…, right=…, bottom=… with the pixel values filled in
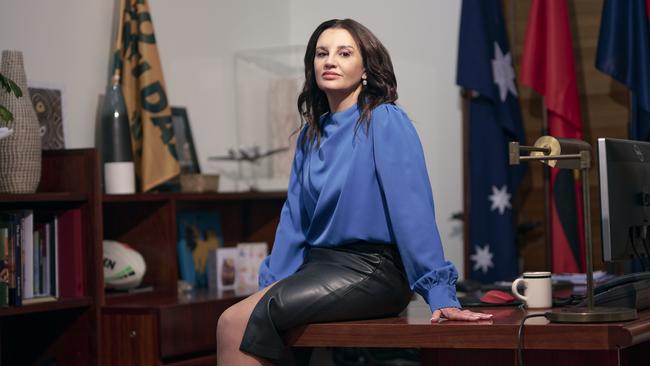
left=258, top=103, right=461, bottom=311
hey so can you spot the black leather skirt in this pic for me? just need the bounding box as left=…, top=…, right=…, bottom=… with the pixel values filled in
left=239, top=242, right=413, bottom=361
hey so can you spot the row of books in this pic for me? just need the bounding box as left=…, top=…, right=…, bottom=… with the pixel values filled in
left=0, top=208, right=85, bottom=307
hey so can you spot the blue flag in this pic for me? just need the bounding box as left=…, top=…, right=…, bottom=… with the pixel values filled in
left=596, top=0, right=650, bottom=141
left=457, top=0, right=526, bottom=283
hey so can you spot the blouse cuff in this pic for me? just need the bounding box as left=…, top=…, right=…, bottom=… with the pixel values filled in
left=258, top=256, right=275, bottom=289
left=413, top=261, right=461, bottom=311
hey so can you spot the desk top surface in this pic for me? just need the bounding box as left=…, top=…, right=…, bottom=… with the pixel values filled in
left=286, top=300, right=650, bottom=350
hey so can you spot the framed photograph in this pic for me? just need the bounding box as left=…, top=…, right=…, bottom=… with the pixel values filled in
left=171, top=106, right=200, bottom=174
left=218, top=249, right=238, bottom=290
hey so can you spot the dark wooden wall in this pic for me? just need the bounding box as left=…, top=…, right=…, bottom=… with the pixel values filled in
left=501, top=0, right=629, bottom=271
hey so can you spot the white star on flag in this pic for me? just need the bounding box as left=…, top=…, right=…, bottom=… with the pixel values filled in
left=471, top=244, right=494, bottom=274
left=489, top=185, right=511, bottom=215
left=492, top=42, right=518, bottom=102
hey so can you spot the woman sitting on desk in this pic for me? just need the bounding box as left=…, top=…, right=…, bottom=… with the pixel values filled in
left=217, top=18, right=492, bottom=365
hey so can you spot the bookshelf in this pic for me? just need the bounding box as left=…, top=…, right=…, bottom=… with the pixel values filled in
left=0, top=148, right=286, bottom=365
left=0, top=149, right=101, bottom=365
left=100, top=191, right=284, bottom=366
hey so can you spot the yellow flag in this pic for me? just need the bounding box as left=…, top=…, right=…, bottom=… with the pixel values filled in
left=117, top=0, right=179, bottom=191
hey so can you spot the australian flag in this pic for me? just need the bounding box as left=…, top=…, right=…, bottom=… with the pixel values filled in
left=596, top=0, right=650, bottom=141
left=456, top=0, right=527, bottom=283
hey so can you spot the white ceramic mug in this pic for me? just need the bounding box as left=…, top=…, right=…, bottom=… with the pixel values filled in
left=511, top=271, right=552, bottom=309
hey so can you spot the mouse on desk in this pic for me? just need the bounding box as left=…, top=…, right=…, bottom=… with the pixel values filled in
left=480, top=290, right=516, bottom=305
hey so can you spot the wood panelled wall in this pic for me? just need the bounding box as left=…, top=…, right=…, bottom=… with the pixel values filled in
left=501, top=0, right=629, bottom=272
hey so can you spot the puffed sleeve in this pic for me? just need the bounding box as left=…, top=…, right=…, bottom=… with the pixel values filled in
left=258, top=130, right=309, bottom=289
left=371, top=104, right=461, bottom=311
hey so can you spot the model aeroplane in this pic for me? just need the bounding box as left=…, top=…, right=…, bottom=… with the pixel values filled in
left=208, top=145, right=289, bottom=163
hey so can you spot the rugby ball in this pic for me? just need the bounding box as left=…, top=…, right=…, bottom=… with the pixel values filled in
left=103, top=240, right=146, bottom=290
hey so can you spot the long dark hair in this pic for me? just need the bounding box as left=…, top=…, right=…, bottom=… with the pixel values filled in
left=297, top=19, right=398, bottom=149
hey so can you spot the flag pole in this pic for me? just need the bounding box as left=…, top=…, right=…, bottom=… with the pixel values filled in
left=541, top=96, right=552, bottom=272
left=112, top=0, right=126, bottom=84
left=461, top=89, right=471, bottom=279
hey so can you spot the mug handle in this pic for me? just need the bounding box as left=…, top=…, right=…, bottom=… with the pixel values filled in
left=511, top=278, right=528, bottom=302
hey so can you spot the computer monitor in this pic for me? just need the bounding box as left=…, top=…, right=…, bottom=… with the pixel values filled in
left=598, top=138, right=650, bottom=264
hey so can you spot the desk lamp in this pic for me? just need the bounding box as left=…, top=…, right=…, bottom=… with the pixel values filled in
left=509, top=136, right=637, bottom=323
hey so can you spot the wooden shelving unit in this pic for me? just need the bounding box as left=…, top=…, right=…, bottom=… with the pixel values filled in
left=100, top=191, right=285, bottom=365
left=0, top=148, right=286, bottom=365
left=0, top=148, right=102, bottom=366
left=0, top=297, right=93, bottom=317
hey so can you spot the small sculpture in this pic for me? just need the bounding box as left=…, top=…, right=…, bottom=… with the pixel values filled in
left=208, top=145, right=289, bottom=191
left=208, top=145, right=289, bottom=163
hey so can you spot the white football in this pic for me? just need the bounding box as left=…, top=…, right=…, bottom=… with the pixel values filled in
left=103, top=240, right=146, bottom=290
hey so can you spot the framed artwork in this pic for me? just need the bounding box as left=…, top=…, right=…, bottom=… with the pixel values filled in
left=176, top=210, right=224, bottom=288
left=28, top=83, right=66, bottom=150
left=214, top=247, right=238, bottom=292
left=171, top=107, right=200, bottom=174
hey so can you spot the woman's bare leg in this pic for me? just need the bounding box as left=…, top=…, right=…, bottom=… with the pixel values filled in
left=217, top=283, right=277, bottom=366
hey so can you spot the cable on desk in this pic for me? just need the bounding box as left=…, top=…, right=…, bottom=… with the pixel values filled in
left=516, top=313, right=547, bottom=366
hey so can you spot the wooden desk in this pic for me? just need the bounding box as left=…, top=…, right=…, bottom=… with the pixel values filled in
left=285, top=301, right=650, bottom=366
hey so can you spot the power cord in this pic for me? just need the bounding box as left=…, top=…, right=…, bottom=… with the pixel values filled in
left=629, top=228, right=647, bottom=271
left=641, top=225, right=650, bottom=268
left=516, top=312, right=548, bottom=366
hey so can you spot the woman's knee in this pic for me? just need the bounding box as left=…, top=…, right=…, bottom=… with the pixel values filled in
left=217, top=285, right=277, bottom=341
left=217, top=303, right=247, bottom=339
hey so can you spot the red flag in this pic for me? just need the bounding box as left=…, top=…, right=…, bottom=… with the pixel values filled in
left=520, top=0, right=585, bottom=273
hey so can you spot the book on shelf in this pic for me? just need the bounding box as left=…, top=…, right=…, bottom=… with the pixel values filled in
left=0, top=208, right=86, bottom=306
left=0, top=226, right=8, bottom=307
left=22, top=295, right=57, bottom=305
left=21, top=210, right=34, bottom=299
left=0, top=211, right=24, bottom=306
left=57, top=208, right=85, bottom=298
left=33, top=213, right=58, bottom=299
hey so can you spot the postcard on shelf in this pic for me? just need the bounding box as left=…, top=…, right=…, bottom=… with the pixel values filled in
left=206, top=247, right=238, bottom=292
left=176, top=210, right=224, bottom=289
left=236, top=242, right=268, bottom=295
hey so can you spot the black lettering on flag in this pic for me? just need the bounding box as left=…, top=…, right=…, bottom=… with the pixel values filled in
left=132, top=61, right=151, bottom=78
left=140, top=81, right=168, bottom=113
left=151, top=115, right=178, bottom=159
left=130, top=112, right=143, bottom=160
left=123, top=22, right=140, bottom=62
left=137, top=12, right=156, bottom=44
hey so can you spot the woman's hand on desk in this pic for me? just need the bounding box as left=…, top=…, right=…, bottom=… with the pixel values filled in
left=431, top=308, right=493, bottom=322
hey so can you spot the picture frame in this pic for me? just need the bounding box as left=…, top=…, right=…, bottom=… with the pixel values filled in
left=176, top=210, right=224, bottom=288
left=27, top=81, right=67, bottom=150
left=171, top=106, right=200, bottom=174
left=213, top=247, right=238, bottom=292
